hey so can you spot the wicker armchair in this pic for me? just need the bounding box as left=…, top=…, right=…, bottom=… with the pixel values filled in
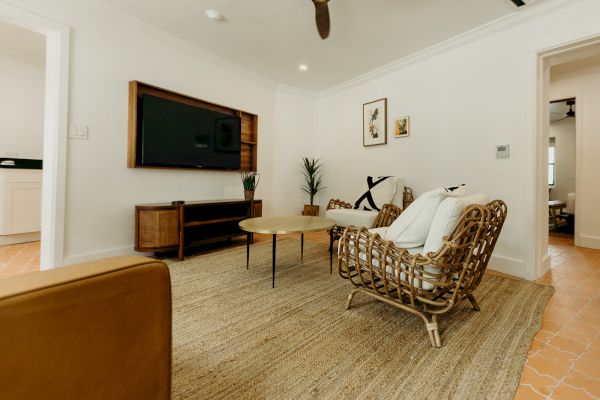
left=327, top=187, right=414, bottom=241
left=338, top=200, right=507, bottom=347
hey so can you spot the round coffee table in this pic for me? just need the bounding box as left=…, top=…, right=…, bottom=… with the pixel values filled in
left=239, top=216, right=336, bottom=288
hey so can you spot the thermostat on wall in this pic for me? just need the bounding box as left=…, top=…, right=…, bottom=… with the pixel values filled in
left=496, top=145, right=510, bottom=159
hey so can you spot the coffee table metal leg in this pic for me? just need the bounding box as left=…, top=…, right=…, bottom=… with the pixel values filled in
left=329, top=229, right=334, bottom=274
left=246, top=233, right=250, bottom=270
left=272, top=234, right=277, bottom=288
left=301, top=233, right=304, bottom=261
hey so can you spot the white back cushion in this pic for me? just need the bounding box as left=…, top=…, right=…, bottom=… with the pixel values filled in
left=390, top=179, right=406, bottom=209
left=385, top=187, right=452, bottom=248
left=423, top=193, right=489, bottom=254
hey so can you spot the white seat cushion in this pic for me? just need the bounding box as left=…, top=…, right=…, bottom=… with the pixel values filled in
left=423, top=193, right=489, bottom=254
left=385, top=187, right=457, bottom=248
left=326, top=208, right=378, bottom=228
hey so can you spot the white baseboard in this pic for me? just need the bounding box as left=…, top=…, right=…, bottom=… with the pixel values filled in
left=542, top=253, right=551, bottom=273
left=576, top=234, right=600, bottom=250
left=62, top=246, right=152, bottom=267
left=488, top=254, right=526, bottom=280
left=0, top=231, right=40, bottom=245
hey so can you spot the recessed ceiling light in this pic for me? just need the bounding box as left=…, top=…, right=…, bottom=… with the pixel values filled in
left=205, top=9, right=224, bottom=21
left=299, top=64, right=308, bottom=71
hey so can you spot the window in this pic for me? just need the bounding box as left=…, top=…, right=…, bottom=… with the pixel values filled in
left=548, top=137, right=556, bottom=186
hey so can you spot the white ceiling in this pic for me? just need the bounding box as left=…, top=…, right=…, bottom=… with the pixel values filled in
left=0, top=21, right=45, bottom=63
left=94, top=0, right=533, bottom=91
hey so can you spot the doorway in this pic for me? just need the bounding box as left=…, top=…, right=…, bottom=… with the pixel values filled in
left=0, top=3, right=70, bottom=271
left=547, top=98, right=575, bottom=241
left=0, top=21, right=45, bottom=277
left=535, top=36, right=600, bottom=279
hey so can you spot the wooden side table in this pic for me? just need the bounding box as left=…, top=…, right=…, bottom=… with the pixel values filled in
left=548, top=200, right=567, bottom=229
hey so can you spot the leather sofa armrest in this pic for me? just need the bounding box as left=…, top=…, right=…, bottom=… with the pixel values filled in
left=0, top=256, right=171, bottom=400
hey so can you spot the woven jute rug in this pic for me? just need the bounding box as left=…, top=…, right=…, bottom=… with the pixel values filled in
left=168, top=239, right=553, bottom=400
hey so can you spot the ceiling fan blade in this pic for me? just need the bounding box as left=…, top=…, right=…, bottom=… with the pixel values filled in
left=313, top=0, right=330, bottom=39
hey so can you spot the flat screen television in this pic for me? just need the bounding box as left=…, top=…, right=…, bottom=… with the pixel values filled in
left=137, top=94, right=241, bottom=169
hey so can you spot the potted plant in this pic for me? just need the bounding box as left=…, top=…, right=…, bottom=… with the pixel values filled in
left=301, top=157, right=324, bottom=216
left=241, top=171, right=260, bottom=201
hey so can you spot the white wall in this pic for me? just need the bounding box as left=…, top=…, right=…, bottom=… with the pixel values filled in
left=6, top=0, right=600, bottom=273
left=551, top=64, right=600, bottom=249
left=549, top=119, right=575, bottom=203
left=0, top=54, right=44, bottom=159
left=316, top=0, right=600, bottom=279
left=1, top=0, right=306, bottom=263
left=271, top=90, right=319, bottom=215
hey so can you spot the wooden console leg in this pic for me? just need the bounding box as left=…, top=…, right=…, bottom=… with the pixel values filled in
left=178, top=242, right=184, bottom=261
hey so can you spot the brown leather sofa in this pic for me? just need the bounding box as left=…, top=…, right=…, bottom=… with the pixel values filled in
left=0, top=256, right=172, bottom=400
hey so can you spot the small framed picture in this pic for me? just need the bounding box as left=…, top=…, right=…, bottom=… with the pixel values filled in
left=363, top=98, right=387, bottom=147
left=394, top=116, right=410, bottom=138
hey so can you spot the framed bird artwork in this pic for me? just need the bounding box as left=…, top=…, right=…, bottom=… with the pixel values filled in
left=363, top=98, right=387, bottom=147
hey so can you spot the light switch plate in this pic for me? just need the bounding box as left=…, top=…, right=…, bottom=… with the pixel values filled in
left=69, top=125, right=89, bottom=140
left=496, top=144, right=510, bottom=159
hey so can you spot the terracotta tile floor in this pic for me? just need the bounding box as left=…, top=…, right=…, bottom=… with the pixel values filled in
left=514, top=236, right=600, bottom=400
left=1, top=235, right=599, bottom=399
left=0, top=240, right=40, bottom=278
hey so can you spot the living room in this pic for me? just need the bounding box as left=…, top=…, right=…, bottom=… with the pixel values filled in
left=1, top=0, right=600, bottom=399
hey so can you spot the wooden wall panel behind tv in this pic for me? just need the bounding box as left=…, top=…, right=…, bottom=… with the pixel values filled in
left=127, top=81, right=258, bottom=172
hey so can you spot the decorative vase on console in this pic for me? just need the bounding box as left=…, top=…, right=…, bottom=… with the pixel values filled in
left=241, top=171, right=260, bottom=201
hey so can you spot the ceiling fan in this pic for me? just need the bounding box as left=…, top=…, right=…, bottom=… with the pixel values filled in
left=551, top=100, right=576, bottom=123
left=309, top=0, right=525, bottom=40
left=311, top=0, right=330, bottom=39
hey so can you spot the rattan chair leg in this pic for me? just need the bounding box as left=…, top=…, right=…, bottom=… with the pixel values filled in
left=425, top=316, right=442, bottom=348
left=427, top=328, right=436, bottom=347
left=467, top=294, right=481, bottom=311
left=433, top=315, right=442, bottom=348
left=346, top=289, right=360, bottom=310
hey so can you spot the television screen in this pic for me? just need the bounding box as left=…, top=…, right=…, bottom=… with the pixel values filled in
left=138, top=94, right=241, bottom=169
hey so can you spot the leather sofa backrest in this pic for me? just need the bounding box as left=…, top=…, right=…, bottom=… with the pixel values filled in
left=0, top=256, right=172, bottom=400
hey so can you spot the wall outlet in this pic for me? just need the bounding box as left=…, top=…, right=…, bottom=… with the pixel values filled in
left=69, top=125, right=89, bottom=140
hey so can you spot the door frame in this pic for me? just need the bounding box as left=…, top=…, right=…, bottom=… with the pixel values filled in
left=533, top=34, right=600, bottom=278
left=0, top=3, right=70, bottom=269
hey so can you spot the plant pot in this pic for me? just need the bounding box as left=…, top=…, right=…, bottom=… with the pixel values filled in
left=302, top=204, right=320, bottom=216
left=244, top=190, right=255, bottom=201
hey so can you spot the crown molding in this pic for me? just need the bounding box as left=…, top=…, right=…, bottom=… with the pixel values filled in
left=24, top=0, right=575, bottom=99
left=86, top=0, right=279, bottom=91
left=0, top=47, right=44, bottom=65
left=317, top=0, right=572, bottom=98
left=276, top=84, right=319, bottom=99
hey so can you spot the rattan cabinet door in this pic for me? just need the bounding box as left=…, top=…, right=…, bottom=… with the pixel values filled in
left=136, top=209, right=179, bottom=250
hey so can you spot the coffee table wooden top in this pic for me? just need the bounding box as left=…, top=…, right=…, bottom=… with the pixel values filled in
left=239, top=216, right=336, bottom=235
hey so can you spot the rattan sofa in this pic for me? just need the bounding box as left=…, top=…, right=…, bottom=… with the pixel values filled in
left=338, top=200, right=507, bottom=347
left=327, top=187, right=414, bottom=241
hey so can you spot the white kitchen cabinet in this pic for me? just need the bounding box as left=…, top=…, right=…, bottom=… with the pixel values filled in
left=0, top=169, right=42, bottom=235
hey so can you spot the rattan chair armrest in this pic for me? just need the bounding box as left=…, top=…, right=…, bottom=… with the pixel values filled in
left=372, top=203, right=403, bottom=228
left=326, top=198, right=353, bottom=210
left=338, top=226, right=460, bottom=294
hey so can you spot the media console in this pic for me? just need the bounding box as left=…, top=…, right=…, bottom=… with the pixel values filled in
left=135, top=199, right=262, bottom=260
